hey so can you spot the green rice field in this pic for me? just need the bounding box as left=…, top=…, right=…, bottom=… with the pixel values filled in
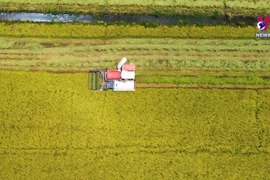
left=1, top=71, right=270, bottom=179
left=0, top=2, right=268, bottom=18
left=0, top=0, right=269, bottom=9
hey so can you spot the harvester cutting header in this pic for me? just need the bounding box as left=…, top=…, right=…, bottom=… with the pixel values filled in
left=89, top=57, right=135, bottom=91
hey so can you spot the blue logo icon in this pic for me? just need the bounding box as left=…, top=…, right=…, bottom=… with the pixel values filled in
left=257, top=16, right=269, bottom=31
left=257, top=22, right=266, bottom=31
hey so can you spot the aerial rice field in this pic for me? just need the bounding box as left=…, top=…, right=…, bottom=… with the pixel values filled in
left=0, top=71, right=270, bottom=179
left=1, top=26, right=270, bottom=178
left=1, top=0, right=270, bottom=179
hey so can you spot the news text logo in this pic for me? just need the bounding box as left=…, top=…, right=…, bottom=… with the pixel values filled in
left=255, top=16, right=270, bottom=38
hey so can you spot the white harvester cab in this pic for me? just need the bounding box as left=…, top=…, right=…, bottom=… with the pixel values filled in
left=89, top=57, right=135, bottom=91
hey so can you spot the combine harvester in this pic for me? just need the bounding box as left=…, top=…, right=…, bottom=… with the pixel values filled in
left=89, top=57, right=135, bottom=91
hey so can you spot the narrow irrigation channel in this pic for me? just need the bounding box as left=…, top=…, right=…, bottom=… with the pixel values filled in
left=0, top=12, right=255, bottom=25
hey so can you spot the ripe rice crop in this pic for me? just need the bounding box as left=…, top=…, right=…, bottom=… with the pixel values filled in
left=257, top=90, right=270, bottom=150
left=0, top=22, right=257, bottom=39
left=1, top=70, right=270, bottom=179
left=137, top=75, right=270, bottom=85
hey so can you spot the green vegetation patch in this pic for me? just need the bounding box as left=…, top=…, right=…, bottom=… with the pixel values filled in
left=0, top=3, right=269, bottom=19
left=0, top=0, right=270, bottom=9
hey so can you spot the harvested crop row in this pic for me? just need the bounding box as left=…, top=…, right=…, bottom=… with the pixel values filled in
left=1, top=37, right=270, bottom=74
left=1, top=36, right=270, bottom=86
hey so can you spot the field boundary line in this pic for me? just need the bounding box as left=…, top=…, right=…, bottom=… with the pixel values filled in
left=137, top=83, right=270, bottom=89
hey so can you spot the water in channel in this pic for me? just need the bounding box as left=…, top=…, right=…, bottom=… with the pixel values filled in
left=0, top=12, right=254, bottom=25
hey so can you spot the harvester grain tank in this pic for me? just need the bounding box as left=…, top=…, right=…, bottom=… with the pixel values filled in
left=89, top=57, right=135, bottom=91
